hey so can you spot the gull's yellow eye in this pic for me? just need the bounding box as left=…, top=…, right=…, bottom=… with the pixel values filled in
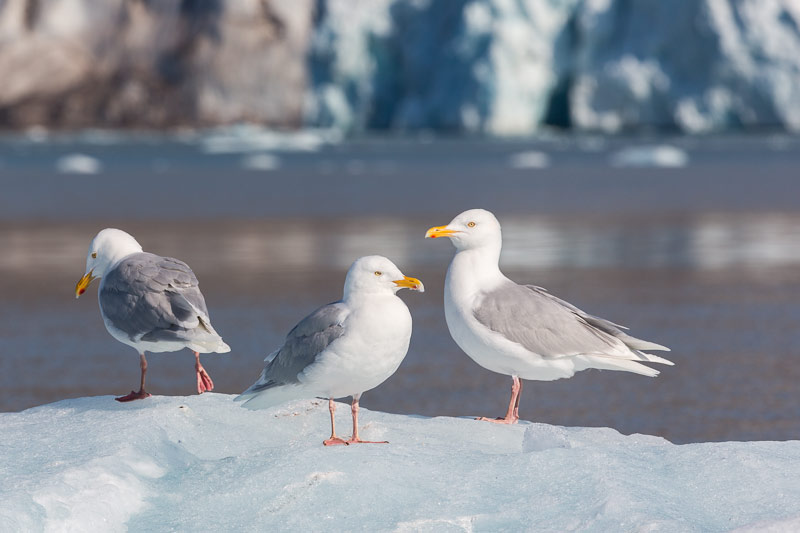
left=91, top=252, right=97, bottom=259
left=467, top=221, right=476, bottom=228
left=374, top=271, right=382, bottom=276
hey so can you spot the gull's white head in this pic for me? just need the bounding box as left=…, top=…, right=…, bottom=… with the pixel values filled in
left=425, top=208, right=502, bottom=252
left=343, top=255, right=424, bottom=299
left=75, top=228, right=143, bottom=298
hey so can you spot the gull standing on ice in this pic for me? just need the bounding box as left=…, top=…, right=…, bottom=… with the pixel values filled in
left=236, top=256, right=424, bottom=446
left=75, top=228, right=230, bottom=402
left=426, top=209, right=672, bottom=424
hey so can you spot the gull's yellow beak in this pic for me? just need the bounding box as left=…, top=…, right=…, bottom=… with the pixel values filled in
left=393, top=276, right=424, bottom=292
left=75, top=270, right=96, bottom=299
left=425, top=225, right=458, bottom=239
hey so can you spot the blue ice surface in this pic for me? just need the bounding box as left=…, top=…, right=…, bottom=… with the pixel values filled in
left=1, top=394, right=799, bottom=532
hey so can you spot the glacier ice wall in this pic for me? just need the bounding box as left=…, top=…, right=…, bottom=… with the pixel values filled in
left=309, top=0, right=800, bottom=134
left=0, top=0, right=313, bottom=128
left=1, top=0, right=799, bottom=133
left=309, top=0, right=580, bottom=135
left=571, top=0, right=800, bottom=133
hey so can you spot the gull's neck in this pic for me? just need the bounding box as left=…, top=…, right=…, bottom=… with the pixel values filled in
left=95, top=244, right=143, bottom=280
left=447, top=243, right=505, bottom=298
left=106, top=245, right=142, bottom=270
left=343, top=289, right=396, bottom=306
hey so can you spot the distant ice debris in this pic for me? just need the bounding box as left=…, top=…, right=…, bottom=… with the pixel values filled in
left=200, top=125, right=341, bottom=154
left=78, top=129, right=127, bottom=145
left=509, top=151, right=550, bottom=169
left=55, top=154, right=102, bottom=174
left=241, top=153, right=281, bottom=171
left=24, top=126, right=49, bottom=143
left=345, top=159, right=366, bottom=175
left=610, top=145, right=689, bottom=168
left=577, top=136, right=607, bottom=152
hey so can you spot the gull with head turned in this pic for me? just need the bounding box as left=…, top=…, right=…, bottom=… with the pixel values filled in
left=76, top=228, right=230, bottom=402
left=236, top=255, right=424, bottom=446
left=426, top=209, right=672, bottom=424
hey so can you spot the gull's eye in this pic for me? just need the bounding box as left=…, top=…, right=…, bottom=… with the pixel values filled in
left=91, top=252, right=97, bottom=259
left=374, top=271, right=382, bottom=276
left=467, top=221, right=476, bottom=228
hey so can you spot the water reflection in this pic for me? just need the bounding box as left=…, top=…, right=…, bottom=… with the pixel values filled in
left=3, top=212, right=800, bottom=276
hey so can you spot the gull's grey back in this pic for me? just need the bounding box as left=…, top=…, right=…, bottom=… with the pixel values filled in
left=246, top=302, right=348, bottom=393
left=99, top=252, right=211, bottom=342
left=473, top=282, right=626, bottom=358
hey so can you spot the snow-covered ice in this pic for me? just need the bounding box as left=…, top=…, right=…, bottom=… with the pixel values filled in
left=55, top=153, right=102, bottom=174
left=3, top=394, right=800, bottom=531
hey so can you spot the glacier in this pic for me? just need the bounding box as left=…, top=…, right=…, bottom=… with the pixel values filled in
left=2, top=394, right=800, bottom=532
left=308, top=0, right=581, bottom=135
left=309, top=0, right=800, bottom=134
left=2, top=0, right=799, bottom=133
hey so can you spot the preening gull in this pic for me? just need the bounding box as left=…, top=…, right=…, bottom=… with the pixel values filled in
left=236, top=256, right=424, bottom=446
left=426, top=209, right=672, bottom=424
left=75, top=228, right=230, bottom=402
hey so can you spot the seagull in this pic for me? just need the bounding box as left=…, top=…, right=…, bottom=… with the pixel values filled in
left=75, top=228, right=230, bottom=402
left=425, top=209, right=672, bottom=424
left=236, top=255, right=424, bottom=446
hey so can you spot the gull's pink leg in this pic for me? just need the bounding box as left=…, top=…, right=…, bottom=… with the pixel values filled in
left=323, top=398, right=348, bottom=446
left=116, top=353, right=152, bottom=402
left=195, top=351, right=214, bottom=394
left=477, top=375, right=521, bottom=424
left=347, top=396, right=388, bottom=444
left=513, top=379, right=523, bottom=420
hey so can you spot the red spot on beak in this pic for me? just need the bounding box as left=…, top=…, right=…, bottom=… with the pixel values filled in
left=78, top=288, right=85, bottom=295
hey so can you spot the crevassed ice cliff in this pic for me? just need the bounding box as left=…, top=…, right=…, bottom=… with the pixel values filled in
left=1, top=0, right=799, bottom=134
left=0, top=0, right=312, bottom=128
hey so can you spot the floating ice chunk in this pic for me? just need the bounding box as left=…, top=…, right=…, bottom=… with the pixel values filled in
left=509, top=150, right=551, bottom=169
left=78, top=129, right=126, bottom=145
left=767, top=135, right=793, bottom=151
left=241, top=153, right=281, bottom=171
left=55, top=154, right=102, bottom=174
left=577, top=136, right=607, bottom=152
left=25, top=126, right=49, bottom=143
left=610, top=144, right=688, bottom=167
left=345, top=159, right=366, bottom=175
left=200, top=126, right=341, bottom=154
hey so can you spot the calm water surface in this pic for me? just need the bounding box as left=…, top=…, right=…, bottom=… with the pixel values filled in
left=1, top=132, right=799, bottom=444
